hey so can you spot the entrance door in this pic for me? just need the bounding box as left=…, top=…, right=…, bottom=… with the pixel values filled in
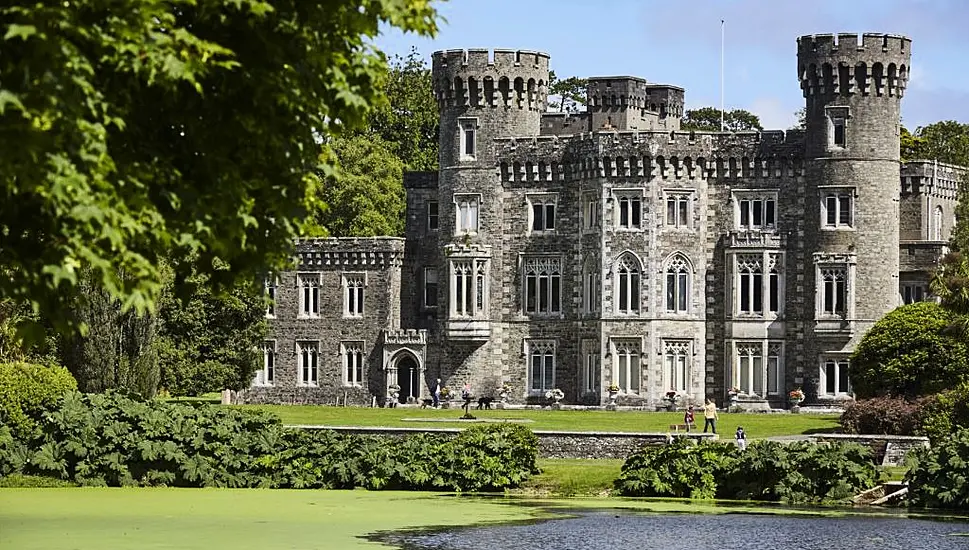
left=396, top=356, right=419, bottom=402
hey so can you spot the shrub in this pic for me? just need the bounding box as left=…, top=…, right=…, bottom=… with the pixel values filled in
left=850, top=302, right=969, bottom=398
left=614, top=438, right=738, bottom=499
left=839, top=396, right=924, bottom=436
left=0, top=362, right=77, bottom=438
left=914, top=383, right=969, bottom=444
left=907, top=427, right=969, bottom=509
left=1, top=391, right=538, bottom=492
left=616, top=439, right=878, bottom=504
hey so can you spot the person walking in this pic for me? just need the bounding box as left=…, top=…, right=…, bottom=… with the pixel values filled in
left=684, top=405, right=696, bottom=432
left=703, top=398, right=718, bottom=434
left=433, top=378, right=442, bottom=408
left=735, top=426, right=747, bottom=451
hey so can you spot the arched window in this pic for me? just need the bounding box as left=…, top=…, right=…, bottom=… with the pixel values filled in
left=615, top=254, right=641, bottom=314
left=665, top=255, right=690, bottom=313
left=737, top=255, right=762, bottom=314
left=934, top=205, right=944, bottom=241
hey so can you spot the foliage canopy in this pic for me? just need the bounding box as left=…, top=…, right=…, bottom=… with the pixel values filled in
left=0, top=0, right=438, bottom=335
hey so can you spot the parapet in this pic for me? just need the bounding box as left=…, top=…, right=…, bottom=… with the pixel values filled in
left=797, top=33, right=911, bottom=98
left=432, top=49, right=551, bottom=111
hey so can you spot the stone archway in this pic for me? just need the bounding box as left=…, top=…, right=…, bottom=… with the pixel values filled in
left=395, top=353, right=421, bottom=403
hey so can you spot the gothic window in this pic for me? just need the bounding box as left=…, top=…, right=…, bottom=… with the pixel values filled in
left=665, top=255, right=690, bottom=313
left=934, top=205, right=944, bottom=241
left=264, top=276, right=277, bottom=318
left=423, top=267, right=438, bottom=308
left=523, top=257, right=562, bottom=315
left=820, top=267, right=847, bottom=316
left=612, top=339, right=641, bottom=393
left=454, top=194, right=480, bottom=233
left=822, top=190, right=853, bottom=228
left=581, top=339, right=600, bottom=394
left=665, top=192, right=691, bottom=228
left=427, top=201, right=439, bottom=231
left=901, top=283, right=927, bottom=304
left=528, top=195, right=557, bottom=232
left=297, top=340, right=319, bottom=386
left=663, top=340, right=690, bottom=393
left=459, top=118, right=477, bottom=159
left=734, top=342, right=764, bottom=397
left=614, top=254, right=641, bottom=314
left=615, top=193, right=642, bottom=230
left=737, top=255, right=763, bottom=315
left=821, top=357, right=851, bottom=396
left=583, top=259, right=601, bottom=313
left=527, top=340, right=556, bottom=393
left=766, top=342, right=782, bottom=396
left=253, top=341, right=275, bottom=387
left=584, top=194, right=601, bottom=230
left=451, top=259, right=488, bottom=317
left=342, top=341, right=364, bottom=386
left=343, top=274, right=365, bottom=317
left=735, top=193, right=777, bottom=230
left=297, top=273, right=321, bottom=318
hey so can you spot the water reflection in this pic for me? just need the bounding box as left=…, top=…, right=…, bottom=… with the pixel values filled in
left=391, top=511, right=969, bottom=550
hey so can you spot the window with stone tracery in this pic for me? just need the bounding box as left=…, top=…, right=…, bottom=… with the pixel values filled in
left=527, top=340, right=556, bottom=393
left=820, top=267, right=847, bottom=316
left=580, top=339, right=600, bottom=394
left=454, top=193, right=480, bottom=234
left=297, top=273, right=321, bottom=318
left=665, top=255, right=690, bottom=313
left=451, top=258, right=488, bottom=317
left=523, top=257, right=561, bottom=315
left=341, top=341, right=364, bottom=386
left=612, top=339, right=641, bottom=393
left=297, top=340, right=319, bottom=387
left=735, top=253, right=782, bottom=316
left=583, top=259, right=601, bottom=313
left=614, top=255, right=641, bottom=314
left=663, top=340, right=690, bottom=393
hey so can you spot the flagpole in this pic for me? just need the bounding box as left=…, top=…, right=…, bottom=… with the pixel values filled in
left=720, top=19, right=725, bottom=132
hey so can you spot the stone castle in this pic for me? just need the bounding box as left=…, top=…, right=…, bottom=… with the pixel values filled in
left=242, top=32, right=967, bottom=409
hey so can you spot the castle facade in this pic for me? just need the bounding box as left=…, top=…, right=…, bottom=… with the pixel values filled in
left=243, top=32, right=967, bottom=409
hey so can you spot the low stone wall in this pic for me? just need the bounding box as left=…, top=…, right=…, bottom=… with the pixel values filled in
left=291, top=425, right=716, bottom=460
left=808, top=434, right=930, bottom=466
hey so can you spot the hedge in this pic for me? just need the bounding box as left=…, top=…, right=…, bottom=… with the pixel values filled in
left=0, top=362, right=77, bottom=438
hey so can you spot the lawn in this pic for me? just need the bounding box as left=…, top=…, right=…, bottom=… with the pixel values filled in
left=0, top=489, right=542, bottom=550
left=242, top=404, right=841, bottom=439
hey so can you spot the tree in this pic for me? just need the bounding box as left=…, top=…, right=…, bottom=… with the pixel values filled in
left=904, top=121, right=969, bottom=166
left=0, top=0, right=439, bottom=337
left=59, top=270, right=163, bottom=398
left=681, top=107, right=763, bottom=132
left=366, top=49, right=439, bottom=171
left=849, top=302, right=969, bottom=398
left=791, top=107, right=806, bottom=131
left=547, top=71, right=587, bottom=113
left=156, top=259, right=267, bottom=396
left=311, top=134, right=406, bottom=238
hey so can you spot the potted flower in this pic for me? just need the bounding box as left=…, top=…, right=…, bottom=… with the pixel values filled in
left=728, top=387, right=741, bottom=406
left=440, top=386, right=452, bottom=409
left=789, top=388, right=805, bottom=404
left=497, top=383, right=511, bottom=402
left=664, top=390, right=678, bottom=411
left=606, top=384, right=620, bottom=407
left=545, top=388, right=565, bottom=404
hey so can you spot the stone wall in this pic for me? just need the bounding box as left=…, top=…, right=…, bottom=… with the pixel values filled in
left=809, top=433, right=930, bottom=466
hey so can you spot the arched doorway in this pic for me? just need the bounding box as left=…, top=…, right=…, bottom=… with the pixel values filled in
left=396, top=354, right=420, bottom=403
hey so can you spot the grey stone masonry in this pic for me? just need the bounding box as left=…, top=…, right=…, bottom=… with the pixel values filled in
left=250, top=32, right=968, bottom=411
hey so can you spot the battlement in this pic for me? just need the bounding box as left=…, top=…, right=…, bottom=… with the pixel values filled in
left=432, top=49, right=550, bottom=111
left=797, top=33, right=911, bottom=99
left=494, top=130, right=806, bottom=183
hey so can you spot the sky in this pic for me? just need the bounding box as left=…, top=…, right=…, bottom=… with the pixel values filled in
left=376, top=0, right=969, bottom=130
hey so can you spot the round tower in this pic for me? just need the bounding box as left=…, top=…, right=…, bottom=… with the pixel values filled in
left=797, top=33, right=911, bottom=398
left=430, top=49, right=549, bottom=344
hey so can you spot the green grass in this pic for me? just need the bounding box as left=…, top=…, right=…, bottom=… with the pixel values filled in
left=0, top=489, right=543, bottom=550
left=242, top=404, right=840, bottom=438
left=518, top=458, right=624, bottom=497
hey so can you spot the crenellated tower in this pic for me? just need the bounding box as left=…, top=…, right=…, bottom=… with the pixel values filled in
left=431, top=49, right=549, bottom=342
left=797, top=33, right=911, bottom=399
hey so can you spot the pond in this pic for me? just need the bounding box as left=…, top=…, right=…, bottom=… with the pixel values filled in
left=384, top=509, right=969, bottom=550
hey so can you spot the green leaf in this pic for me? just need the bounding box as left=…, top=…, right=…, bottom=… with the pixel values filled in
left=3, top=24, right=36, bottom=41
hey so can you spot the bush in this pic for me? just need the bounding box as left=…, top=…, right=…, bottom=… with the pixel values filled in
left=839, top=396, right=924, bottom=436
left=850, top=302, right=969, bottom=398
left=0, top=391, right=539, bottom=491
left=907, top=427, right=969, bottom=509
left=614, top=438, right=738, bottom=499
left=0, top=362, right=77, bottom=438
left=914, top=383, right=969, bottom=444
left=615, top=439, right=878, bottom=504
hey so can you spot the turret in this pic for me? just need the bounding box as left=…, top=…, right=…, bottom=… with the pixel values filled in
left=796, top=33, right=911, bottom=400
